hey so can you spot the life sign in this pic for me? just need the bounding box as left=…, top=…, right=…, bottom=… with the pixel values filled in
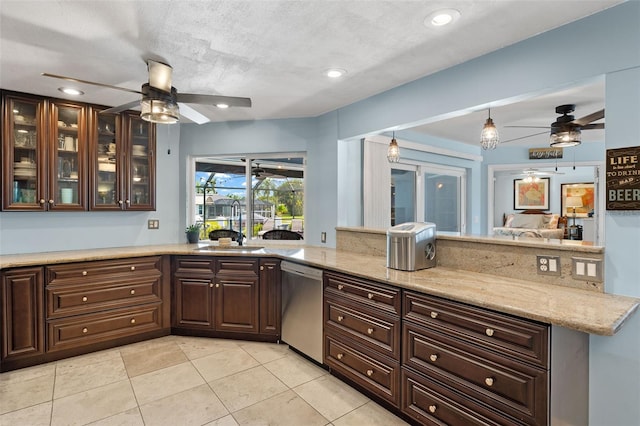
left=606, top=146, right=640, bottom=210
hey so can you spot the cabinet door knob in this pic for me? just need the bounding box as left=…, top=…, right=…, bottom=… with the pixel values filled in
left=82, top=296, right=88, bottom=302
left=130, top=318, right=136, bottom=324
left=337, top=284, right=344, bottom=290
left=337, top=315, right=344, bottom=322
left=82, top=271, right=88, bottom=276
left=216, top=283, right=220, bottom=288
left=367, top=293, right=374, bottom=299
left=126, top=199, right=130, bottom=205
left=260, top=266, right=264, bottom=271
left=336, top=353, right=344, bottom=360
left=130, top=289, right=136, bottom=295
left=429, top=354, right=438, bottom=362
left=130, top=266, right=136, bottom=271
left=48, top=199, right=54, bottom=204
left=430, top=311, right=438, bottom=319
left=367, top=328, right=374, bottom=335
left=366, top=369, right=374, bottom=377
left=485, top=328, right=494, bottom=337
left=209, top=283, right=214, bottom=288
left=118, top=200, right=124, bottom=205
left=39, top=199, right=46, bottom=205
left=82, top=327, right=88, bottom=333
left=428, top=405, right=437, bottom=414
left=485, top=377, right=494, bottom=387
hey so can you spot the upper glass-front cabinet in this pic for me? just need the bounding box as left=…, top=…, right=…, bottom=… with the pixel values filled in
left=123, top=113, right=155, bottom=211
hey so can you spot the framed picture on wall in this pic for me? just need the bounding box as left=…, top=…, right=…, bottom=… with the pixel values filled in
left=514, top=178, right=550, bottom=210
left=561, top=182, right=595, bottom=218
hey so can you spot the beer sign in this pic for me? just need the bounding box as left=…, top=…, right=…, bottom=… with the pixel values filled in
left=606, top=146, right=640, bottom=210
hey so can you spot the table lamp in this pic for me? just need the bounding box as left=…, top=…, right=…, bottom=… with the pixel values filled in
left=566, top=196, right=583, bottom=227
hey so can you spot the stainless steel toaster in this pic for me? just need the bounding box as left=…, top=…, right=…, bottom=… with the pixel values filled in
left=386, top=222, right=437, bottom=271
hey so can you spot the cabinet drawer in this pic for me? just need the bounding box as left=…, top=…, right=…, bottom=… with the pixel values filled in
left=216, top=258, right=259, bottom=275
left=173, top=257, right=215, bottom=275
left=47, top=257, right=162, bottom=285
left=402, top=367, right=521, bottom=426
left=325, top=295, right=400, bottom=360
left=47, top=304, right=162, bottom=352
left=47, top=276, right=162, bottom=318
left=324, top=272, right=400, bottom=315
left=404, top=291, right=548, bottom=368
left=403, top=322, right=547, bottom=425
left=325, top=333, right=400, bottom=407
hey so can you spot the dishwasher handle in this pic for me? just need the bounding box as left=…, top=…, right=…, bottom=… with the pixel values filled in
left=281, top=261, right=323, bottom=280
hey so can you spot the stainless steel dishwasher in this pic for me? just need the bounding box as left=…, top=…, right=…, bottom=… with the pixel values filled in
left=281, top=260, right=324, bottom=364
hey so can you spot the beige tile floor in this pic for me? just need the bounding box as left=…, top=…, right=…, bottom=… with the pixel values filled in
left=0, top=336, right=409, bottom=426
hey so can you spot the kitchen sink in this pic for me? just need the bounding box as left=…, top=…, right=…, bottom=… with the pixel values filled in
left=194, top=245, right=265, bottom=253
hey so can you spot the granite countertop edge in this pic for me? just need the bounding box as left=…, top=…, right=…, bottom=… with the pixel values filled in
left=1, top=243, right=636, bottom=336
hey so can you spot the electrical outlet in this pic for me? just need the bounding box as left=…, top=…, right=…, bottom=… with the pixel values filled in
left=321, top=232, right=327, bottom=243
left=536, top=255, right=561, bottom=276
left=572, top=257, right=603, bottom=282
left=148, top=219, right=159, bottom=229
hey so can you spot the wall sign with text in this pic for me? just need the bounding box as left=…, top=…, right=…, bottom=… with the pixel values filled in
left=606, top=146, right=640, bottom=210
left=529, top=147, right=563, bottom=160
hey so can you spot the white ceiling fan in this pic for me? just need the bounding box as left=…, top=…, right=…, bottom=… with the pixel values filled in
left=510, top=167, right=564, bottom=182
left=42, top=59, right=252, bottom=125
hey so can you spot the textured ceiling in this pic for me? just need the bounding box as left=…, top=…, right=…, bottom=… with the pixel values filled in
left=0, top=0, right=619, bottom=140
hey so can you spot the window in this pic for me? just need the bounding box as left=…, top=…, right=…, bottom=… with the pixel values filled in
left=192, top=155, right=304, bottom=240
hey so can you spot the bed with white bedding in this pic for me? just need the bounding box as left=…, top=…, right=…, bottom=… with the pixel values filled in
left=492, top=210, right=566, bottom=239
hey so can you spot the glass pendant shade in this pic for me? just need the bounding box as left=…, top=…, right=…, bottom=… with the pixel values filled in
left=140, top=98, right=180, bottom=124
left=387, top=135, right=400, bottom=163
left=550, top=128, right=581, bottom=147
left=480, top=115, right=499, bottom=150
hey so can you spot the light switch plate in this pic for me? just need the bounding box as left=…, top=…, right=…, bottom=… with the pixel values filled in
left=572, top=257, right=603, bottom=282
left=148, top=219, right=159, bottom=229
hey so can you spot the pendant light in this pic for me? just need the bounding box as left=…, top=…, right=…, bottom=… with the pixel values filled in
left=387, top=131, right=400, bottom=163
left=480, top=109, right=499, bottom=150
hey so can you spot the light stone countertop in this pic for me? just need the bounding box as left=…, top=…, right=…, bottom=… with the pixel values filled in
left=1, top=242, right=636, bottom=336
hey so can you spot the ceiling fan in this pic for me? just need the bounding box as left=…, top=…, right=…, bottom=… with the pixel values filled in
left=503, top=104, right=604, bottom=147
left=510, top=167, right=564, bottom=177
left=252, top=163, right=281, bottom=180
left=42, top=59, right=252, bottom=125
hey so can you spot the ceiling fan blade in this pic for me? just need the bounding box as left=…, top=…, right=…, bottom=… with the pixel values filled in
left=572, top=109, right=604, bottom=126
left=504, top=125, right=551, bottom=129
left=178, top=103, right=210, bottom=125
left=177, top=93, right=252, bottom=108
left=100, top=100, right=141, bottom=115
left=147, top=60, right=172, bottom=92
left=501, top=130, right=550, bottom=144
left=581, top=123, right=605, bottom=130
left=41, top=73, right=142, bottom=95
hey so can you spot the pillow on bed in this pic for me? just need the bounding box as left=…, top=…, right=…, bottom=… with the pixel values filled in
left=510, top=214, right=545, bottom=228
left=544, top=214, right=560, bottom=229
left=504, top=214, right=515, bottom=227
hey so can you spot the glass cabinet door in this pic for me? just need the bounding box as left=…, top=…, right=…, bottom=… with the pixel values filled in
left=50, top=101, right=86, bottom=210
left=124, top=114, right=155, bottom=210
left=2, top=95, right=45, bottom=210
left=90, top=108, right=121, bottom=210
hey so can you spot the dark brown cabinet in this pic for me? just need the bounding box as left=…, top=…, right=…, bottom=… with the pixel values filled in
left=1, top=267, right=45, bottom=367
left=259, top=259, right=281, bottom=336
left=323, top=271, right=402, bottom=408
left=2, top=90, right=155, bottom=212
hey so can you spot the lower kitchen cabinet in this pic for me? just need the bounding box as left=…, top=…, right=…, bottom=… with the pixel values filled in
left=1, top=267, right=45, bottom=366
left=172, top=256, right=280, bottom=340
left=1, top=257, right=170, bottom=372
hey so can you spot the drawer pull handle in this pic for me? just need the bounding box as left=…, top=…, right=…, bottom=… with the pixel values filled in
left=337, top=353, right=344, bottom=360
left=209, top=283, right=214, bottom=288
left=428, top=405, right=437, bottom=414
left=337, top=284, right=344, bottom=290
left=82, top=327, right=88, bottom=333
left=130, top=318, right=136, bottom=324
left=130, top=266, right=136, bottom=271
left=366, top=369, right=374, bottom=377
left=430, top=311, right=438, bottom=319
left=130, top=289, right=136, bottom=295
left=216, top=283, right=220, bottom=288
left=82, top=296, right=88, bottom=302
left=367, top=328, right=374, bottom=335
left=82, top=271, right=88, bottom=276
left=367, top=293, right=374, bottom=299
left=429, top=354, right=438, bottom=362
left=485, top=328, right=494, bottom=337
left=485, top=377, right=494, bottom=387
left=337, top=315, right=344, bottom=322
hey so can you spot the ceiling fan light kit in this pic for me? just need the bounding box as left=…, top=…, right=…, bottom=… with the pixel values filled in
left=480, top=109, right=499, bottom=150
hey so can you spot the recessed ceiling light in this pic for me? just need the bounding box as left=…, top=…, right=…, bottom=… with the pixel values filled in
left=58, top=87, right=84, bottom=96
left=216, top=103, right=229, bottom=109
left=425, top=9, right=461, bottom=27
left=326, top=68, right=347, bottom=78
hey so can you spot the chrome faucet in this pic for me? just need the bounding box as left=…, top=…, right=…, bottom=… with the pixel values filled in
left=231, top=199, right=243, bottom=246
